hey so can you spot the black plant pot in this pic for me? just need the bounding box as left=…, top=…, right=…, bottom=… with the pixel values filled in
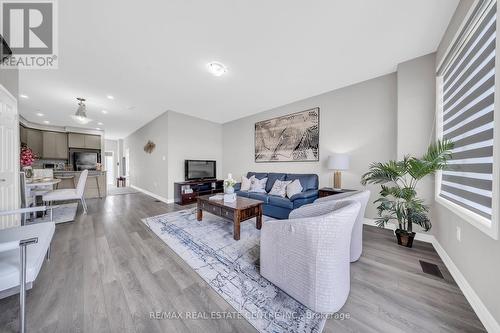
left=395, top=229, right=416, bottom=248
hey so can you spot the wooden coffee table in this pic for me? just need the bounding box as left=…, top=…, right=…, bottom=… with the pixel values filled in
left=197, top=195, right=263, bottom=240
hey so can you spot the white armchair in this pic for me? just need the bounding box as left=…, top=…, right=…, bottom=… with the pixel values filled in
left=0, top=207, right=55, bottom=333
left=290, top=190, right=371, bottom=262
left=42, top=169, right=89, bottom=214
left=260, top=201, right=361, bottom=313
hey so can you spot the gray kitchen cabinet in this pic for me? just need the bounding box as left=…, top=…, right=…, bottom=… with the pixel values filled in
left=20, top=125, right=28, bottom=144
left=42, top=131, right=68, bottom=159
left=26, top=129, right=43, bottom=157
left=68, top=133, right=85, bottom=148
left=84, top=135, right=101, bottom=149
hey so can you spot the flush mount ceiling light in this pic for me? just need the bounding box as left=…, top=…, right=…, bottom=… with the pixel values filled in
left=36, top=112, right=44, bottom=117
left=19, top=94, right=29, bottom=99
left=43, top=120, right=50, bottom=124
left=101, top=110, right=108, bottom=114
left=71, top=97, right=92, bottom=124
left=97, top=122, right=103, bottom=125
left=106, top=95, right=114, bottom=100
left=207, top=61, right=227, bottom=77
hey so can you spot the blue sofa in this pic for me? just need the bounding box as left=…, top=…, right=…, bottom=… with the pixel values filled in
left=234, top=172, right=319, bottom=219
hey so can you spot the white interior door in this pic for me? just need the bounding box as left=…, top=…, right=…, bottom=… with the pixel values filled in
left=0, top=85, right=19, bottom=229
left=105, top=152, right=114, bottom=185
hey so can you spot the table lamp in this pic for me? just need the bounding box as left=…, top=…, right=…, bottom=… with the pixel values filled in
left=328, top=154, right=350, bottom=190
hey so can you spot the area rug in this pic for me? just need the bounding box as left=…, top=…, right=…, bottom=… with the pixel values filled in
left=32, top=202, right=78, bottom=224
left=142, top=208, right=326, bottom=333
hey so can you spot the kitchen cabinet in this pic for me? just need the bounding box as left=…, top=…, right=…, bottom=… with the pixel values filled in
left=20, top=125, right=27, bottom=144
left=68, top=133, right=101, bottom=149
left=42, top=131, right=68, bottom=159
left=26, top=128, right=43, bottom=157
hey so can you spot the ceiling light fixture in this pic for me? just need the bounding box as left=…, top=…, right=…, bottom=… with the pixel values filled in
left=96, top=127, right=101, bottom=130
left=207, top=61, right=227, bottom=77
left=36, top=112, right=44, bottom=117
left=71, top=97, right=92, bottom=124
left=19, top=94, right=29, bottom=99
left=101, top=110, right=108, bottom=114
left=97, top=122, right=103, bottom=125
left=107, top=95, right=114, bottom=100
left=43, top=120, right=50, bottom=124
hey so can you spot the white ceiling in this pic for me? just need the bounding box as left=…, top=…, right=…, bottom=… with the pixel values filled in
left=17, top=0, right=458, bottom=139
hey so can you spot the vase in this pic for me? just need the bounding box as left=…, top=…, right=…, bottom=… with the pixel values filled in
left=225, top=186, right=235, bottom=194
left=23, top=166, right=33, bottom=178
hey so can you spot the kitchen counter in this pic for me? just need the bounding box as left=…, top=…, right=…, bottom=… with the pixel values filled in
left=54, top=170, right=107, bottom=198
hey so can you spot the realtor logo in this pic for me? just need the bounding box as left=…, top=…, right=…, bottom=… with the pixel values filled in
left=0, top=0, right=58, bottom=69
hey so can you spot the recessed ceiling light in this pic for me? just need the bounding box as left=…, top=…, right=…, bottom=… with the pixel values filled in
left=107, top=95, right=114, bottom=100
left=96, top=127, right=101, bottom=130
left=19, top=94, right=29, bottom=99
left=36, top=112, right=44, bottom=117
left=101, top=110, right=108, bottom=114
left=43, top=120, right=50, bottom=124
left=97, top=122, right=103, bottom=125
left=207, top=61, right=227, bottom=77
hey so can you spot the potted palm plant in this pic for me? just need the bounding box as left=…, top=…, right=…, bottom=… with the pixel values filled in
left=361, top=140, right=454, bottom=248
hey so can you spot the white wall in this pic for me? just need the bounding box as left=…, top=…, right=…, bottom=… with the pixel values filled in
left=431, top=0, right=500, bottom=327
left=0, top=68, right=18, bottom=98
left=222, top=73, right=397, bottom=218
left=166, top=111, right=223, bottom=201
left=123, top=110, right=222, bottom=201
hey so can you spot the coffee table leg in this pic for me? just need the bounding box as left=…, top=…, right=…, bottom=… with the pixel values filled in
left=233, top=212, right=240, bottom=240
left=197, top=208, right=203, bottom=221
left=256, top=205, right=262, bottom=230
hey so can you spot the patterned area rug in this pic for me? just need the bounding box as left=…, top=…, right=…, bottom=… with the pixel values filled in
left=143, top=208, right=326, bottom=333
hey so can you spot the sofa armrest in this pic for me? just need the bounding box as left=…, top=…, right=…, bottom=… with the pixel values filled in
left=289, top=189, right=318, bottom=201
left=234, top=182, right=241, bottom=191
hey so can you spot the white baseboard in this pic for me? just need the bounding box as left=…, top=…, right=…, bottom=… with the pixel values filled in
left=363, top=218, right=499, bottom=332
left=130, top=185, right=174, bottom=204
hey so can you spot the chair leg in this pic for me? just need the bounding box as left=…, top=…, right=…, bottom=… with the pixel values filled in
left=81, top=197, right=88, bottom=214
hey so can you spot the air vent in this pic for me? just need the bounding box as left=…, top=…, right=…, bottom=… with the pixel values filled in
left=419, top=260, right=444, bottom=279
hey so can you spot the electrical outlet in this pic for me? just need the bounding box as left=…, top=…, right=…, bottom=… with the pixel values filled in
left=456, top=226, right=461, bottom=242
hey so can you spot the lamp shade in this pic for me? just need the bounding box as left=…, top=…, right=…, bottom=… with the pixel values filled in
left=328, top=154, right=350, bottom=170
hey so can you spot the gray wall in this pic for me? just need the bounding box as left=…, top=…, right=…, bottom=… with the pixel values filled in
left=123, top=110, right=222, bottom=201
left=0, top=68, right=18, bottom=98
left=396, top=53, right=437, bottom=232
left=222, top=73, right=398, bottom=217
left=432, top=0, right=500, bottom=325
left=166, top=111, right=222, bottom=200
left=124, top=112, right=170, bottom=199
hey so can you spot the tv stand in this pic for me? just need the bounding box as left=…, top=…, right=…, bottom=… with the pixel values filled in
left=174, top=179, right=224, bottom=205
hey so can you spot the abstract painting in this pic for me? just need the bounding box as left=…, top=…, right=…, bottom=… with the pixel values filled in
left=255, top=108, right=319, bottom=162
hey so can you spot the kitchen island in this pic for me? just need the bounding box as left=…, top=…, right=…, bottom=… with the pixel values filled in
left=54, top=170, right=107, bottom=199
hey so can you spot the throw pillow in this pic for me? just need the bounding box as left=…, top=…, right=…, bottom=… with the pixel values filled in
left=249, top=177, right=268, bottom=193
left=240, top=175, right=253, bottom=191
left=286, top=179, right=303, bottom=198
left=269, top=179, right=292, bottom=197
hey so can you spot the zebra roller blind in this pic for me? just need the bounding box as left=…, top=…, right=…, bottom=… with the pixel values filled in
left=439, top=0, right=496, bottom=220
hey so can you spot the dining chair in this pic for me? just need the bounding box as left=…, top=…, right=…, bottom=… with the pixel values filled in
left=42, top=169, right=89, bottom=214
left=19, top=172, right=35, bottom=224
left=31, top=169, right=54, bottom=196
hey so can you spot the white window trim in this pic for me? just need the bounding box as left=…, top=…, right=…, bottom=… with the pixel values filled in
left=434, top=2, right=500, bottom=240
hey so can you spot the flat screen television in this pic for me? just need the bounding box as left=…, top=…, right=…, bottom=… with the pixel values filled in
left=185, top=160, right=216, bottom=180
left=74, top=152, right=98, bottom=171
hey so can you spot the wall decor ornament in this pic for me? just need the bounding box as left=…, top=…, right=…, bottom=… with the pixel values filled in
left=144, top=140, right=156, bottom=154
left=255, top=107, right=319, bottom=162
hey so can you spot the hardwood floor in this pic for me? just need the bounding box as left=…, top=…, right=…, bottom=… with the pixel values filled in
left=0, top=192, right=486, bottom=332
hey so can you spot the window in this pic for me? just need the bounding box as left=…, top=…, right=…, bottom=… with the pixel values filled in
left=436, top=0, right=498, bottom=239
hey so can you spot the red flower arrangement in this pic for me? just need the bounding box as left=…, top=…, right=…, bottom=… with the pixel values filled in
left=20, top=145, right=37, bottom=167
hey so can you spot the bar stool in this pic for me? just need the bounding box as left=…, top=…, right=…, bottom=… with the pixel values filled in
left=55, top=175, right=76, bottom=189
left=116, top=176, right=126, bottom=187
left=88, top=174, right=102, bottom=199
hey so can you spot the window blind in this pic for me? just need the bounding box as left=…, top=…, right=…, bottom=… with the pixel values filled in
left=439, top=0, right=496, bottom=220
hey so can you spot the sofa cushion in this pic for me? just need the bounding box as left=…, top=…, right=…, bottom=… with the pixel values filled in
left=249, top=177, right=268, bottom=193
left=265, top=173, right=287, bottom=192
left=247, top=172, right=268, bottom=180
left=269, top=179, right=291, bottom=197
left=285, top=174, right=318, bottom=191
left=236, top=190, right=250, bottom=198
left=248, top=192, right=270, bottom=203
left=286, top=179, right=303, bottom=198
left=240, top=175, right=253, bottom=191
left=268, top=195, right=294, bottom=209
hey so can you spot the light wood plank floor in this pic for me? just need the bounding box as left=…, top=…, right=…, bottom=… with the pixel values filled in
left=0, top=192, right=486, bottom=332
